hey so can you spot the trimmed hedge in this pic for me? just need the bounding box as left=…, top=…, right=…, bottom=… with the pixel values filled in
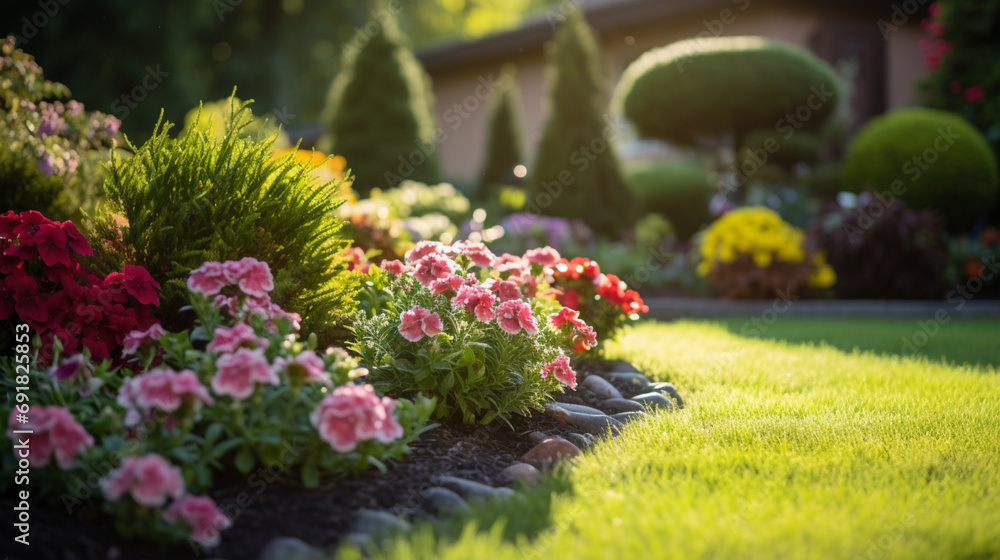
left=615, top=36, right=843, bottom=147
left=842, top=108, right=998, bottom=231
left=628, top=163, right=714, bottom=240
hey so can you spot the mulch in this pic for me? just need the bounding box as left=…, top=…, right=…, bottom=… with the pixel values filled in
left=0, top=362, right=644, bottom=560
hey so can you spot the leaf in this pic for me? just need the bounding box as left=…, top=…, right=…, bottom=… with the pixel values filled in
left=301, top=463, right=319, bottom=488
left=256, top=430, right=282, bottom=445
left=170, top=446, right=198, bottom=463
left=210, top=437, right=245, bottom=459
left=194, top=463, right=212, bottom=487
left=204, top=423, right=223, bottom=446
left=440, top=371, right=455, bottom=393
left=367, top=455, right=388, bottom=473
left=462, top=346, right=475, bottom=365
left=234, top=446, right=255, bottom=474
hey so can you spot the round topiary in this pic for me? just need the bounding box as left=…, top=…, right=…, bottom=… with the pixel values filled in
left=742, top=129, right=823, bottom=169
left=614, top=36, right=843, bottom=149
left=627, top=163, right=713, bottom=240
left=842, top=108, right=999, bottom=231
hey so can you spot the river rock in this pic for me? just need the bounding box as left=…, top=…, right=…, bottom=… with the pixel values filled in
left=501, top=462, right=541, bottom=486
left=519, top=436, right=582, bottom=469
left=600, top=398, right=644, bottom=413
left=565, top=432, right=593, bottom=451
left=552, top=402, right=605, bottom=415
left=420, top=486, right=469, bottom=515
left=650, top=382, right=685, bottom=408
left=527, top=430, right=550, bottom=445
left=581, top=375, right=623, bottom=399
left=436, top=476, right=514, bottom=500
left=607, top=372, right=652, bottom=391
left=544, top=404, right=622, bottom=435
left=611, top=411, right=648, bottom=423
left=352, top=509, right=410, bottom=537
left=631, top=392, right=674, bottom=409
left=258, top=537, right=326, bottom=560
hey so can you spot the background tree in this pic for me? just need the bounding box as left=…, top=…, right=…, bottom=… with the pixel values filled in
left=318, top=9, right=440, bottom=193
left=526, top=11, right=635, bottom=236
left=477, top=66, right=524, bottom=199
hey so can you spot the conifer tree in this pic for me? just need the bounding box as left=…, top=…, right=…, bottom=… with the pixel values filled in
left=526, top=11, right=635, bottom=236
left=319, top=8, right=440, bottom=194
left=477, top=67, right=524, bottom=199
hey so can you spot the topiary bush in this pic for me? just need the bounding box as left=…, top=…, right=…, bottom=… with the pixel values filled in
left=526, top=10, right=636, bottom=237
left=842, top=107, right=998, bottom=231
left=627, top=163, right=714, bottom=240
left=477, top=67, right=524, bottom=199
left=89, top=100, right=355, bottom=343
left=812, top=193, right=950, bottom=299
left=318, top=10, right=439, bottom=194
left=742, top=129, right=823, bottom=169
left=614, top=36, right=843, bottom=151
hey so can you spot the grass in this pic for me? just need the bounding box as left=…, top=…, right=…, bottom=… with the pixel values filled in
left=342, top=318, right=1000, bottom=560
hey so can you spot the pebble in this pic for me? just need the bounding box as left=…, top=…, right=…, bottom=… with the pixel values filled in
left=605, top=360, right=641, bottom=373
left=631, top=392, right=674, bottom=409
left=527, top=430, right=550, bottom=445
left=420, top=486, right=469, bottom=515
left=352, top=509, right=410, bottom=537
left=258, top=537, right=327, bottom=560
left=436, top=475, right=514, bottom=500
left=519, top=436, right=582, bottom=469
left=544, top=404, right=621, bottom=435
left=551, top=402, right=605, bottom=415
left=600, top=398, right=645, bottom=413
left=564, top=432, right=593, bottom=450
left=607, top=372, right=652, bottom=391
left=500, top=462, right=541, bottom=486
left=581, top=375, right=623, bottom=399
left=611, top=411, right=648, bottom=423
left=650, top=382, right=685, bottom=408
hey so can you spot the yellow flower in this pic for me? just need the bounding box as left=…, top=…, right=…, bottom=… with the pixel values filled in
left=752, top=251, right=772, bottom=268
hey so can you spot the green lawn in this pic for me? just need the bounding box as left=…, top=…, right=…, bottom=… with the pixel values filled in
left=344, top=319, right=1000, bottom=560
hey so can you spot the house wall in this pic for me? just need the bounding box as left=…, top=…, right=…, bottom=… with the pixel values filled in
left=428, top=4, right=929, bottom=184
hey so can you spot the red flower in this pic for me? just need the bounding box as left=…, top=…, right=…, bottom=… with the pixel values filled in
left=541, top=355, right=577, bottom=390
left=561, top=289, right=580, bottom=310
left=964, top=86, right=985, bottom=103
left=121, top=265, right=160, bottom=306
left=6, top=271, right=48, bottom=325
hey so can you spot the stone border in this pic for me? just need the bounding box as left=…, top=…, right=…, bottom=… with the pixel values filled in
left=645, top=297, right=1000, bottom=320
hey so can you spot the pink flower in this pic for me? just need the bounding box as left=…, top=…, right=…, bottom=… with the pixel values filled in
left=100, top=454, right=184, bottom=507
left=523, top=246, right=561, bottom=266
left=273, top=350, right=329, bottom=385
left=6, top=406, right=93, bottom=468
left=965, top=85, right=985, bottom=103
left=380, top=260, right=410, bottom=275
left=164, top=495, right=231, bottom=547
left=541, top=355, right=577, bottom=390
left=489, top=279, right=522, bottom=302
left=405, top=241, right=447, bottom=262
left=122, top=323, right=167, bottom=357
left=228, top=257, right=274, bottom=298
left=119, top=368, right=213, bottom=415
left=309, top=384, right=403, bottom=452
left=187, top=262, right=227, bottom=295
left=430, top=274, right=465, bottom=295
left=398, top=306, right=443, bottom=342
left=451, top=285, right=496, bottom=322
left=455, top=241, right=496, bottom=267
left=934, top=39, right=950, bottom=54
left=492, top=253, right=527, bottom=276
left=211, top=348, right=278, bottom=400
left=928, top=2, right=940, bottom=17
left=412, top=254, right=454, bottom=287
left=207, top=322, right=268, bottom=353
left=495, top=300, right=537, bottom=335
left=925, top=53, right=940, bottom=68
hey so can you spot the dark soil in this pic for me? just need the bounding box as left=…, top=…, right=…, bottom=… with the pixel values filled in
left=0, top=363, right=651, bottom=560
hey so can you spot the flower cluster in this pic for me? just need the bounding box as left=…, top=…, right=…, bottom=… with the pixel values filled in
left=5, top=406, right=92, bottom=468
left=549, top=255, right=647, bottom=347
left=310, top=384, right=404, bottom=452
left=187, top=257, right=301, bottom=331
left=0, top=210, right=160, bottom=363
left=697, top=207, right=835, bottom=299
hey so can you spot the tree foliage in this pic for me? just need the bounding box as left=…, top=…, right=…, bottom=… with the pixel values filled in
left=477, top=67, right=524, bottom=198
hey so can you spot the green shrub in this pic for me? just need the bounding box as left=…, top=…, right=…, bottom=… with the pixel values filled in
left=842, top=107, right=998, bottom=231
left=477, top=67, right=524, bottom=199
left=614, top=36, right=843, bottom=150
left=318, top=11, right=439, bottom=194
left=742, top=129, right=823, bottom=169
left=89, top=100, right=356, bottom=342
left=181, top=95, right=289, bottom=147
left=526, top=10, right=636, bottom=236
left=627, top=163, right=713, bottom=239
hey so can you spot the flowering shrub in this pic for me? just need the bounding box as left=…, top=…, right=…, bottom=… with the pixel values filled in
left=697, top=207, right=835, bottom=299
left=0, top=257, right=432, bottom=548
left=353, top=241, right=592, bottom=424
left=1, top=36, right=119, bottom=222
left=550, top=255, right=648, bottom=348
left=0, top=210, right=160, bottom=363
